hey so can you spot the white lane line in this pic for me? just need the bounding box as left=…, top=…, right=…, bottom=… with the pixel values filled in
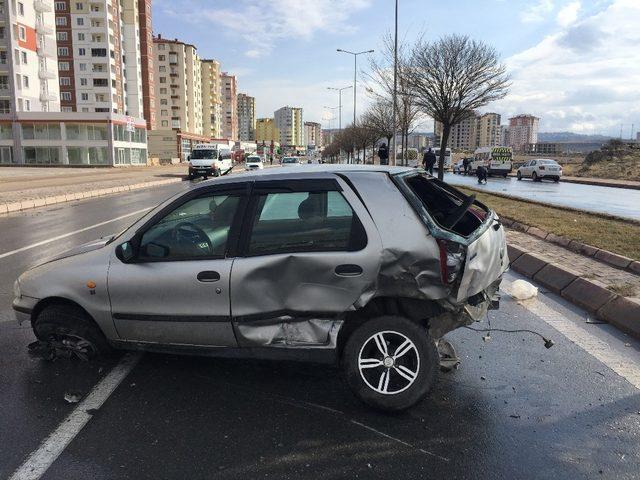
left=9, top=353, right=141, bottom=480
left=0, top=208, right=150, bottom=261
left=503, top=280, right=640, bottom=390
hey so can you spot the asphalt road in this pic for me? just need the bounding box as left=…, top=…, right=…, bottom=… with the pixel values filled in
left=1, top=182, right=639, bottom=480
left=444, top=172, right=640, bottom=220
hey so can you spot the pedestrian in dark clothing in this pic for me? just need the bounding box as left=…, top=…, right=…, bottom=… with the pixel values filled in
left=463, top=157, right=470, bottom=175
left=377, top=143, right=389, bottom=165
left=477, top=165, right=488, bottom=184
left=422, top=147, right=437, bottom=175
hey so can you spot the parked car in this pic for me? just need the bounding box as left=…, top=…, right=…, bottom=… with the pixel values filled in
left=517, top=159, right=562, bottom=182
left=13, top=166, right=507, bottom=411
left=281, top=156, right=301, bottom=165
left=245, top=155, right=264, bottom=171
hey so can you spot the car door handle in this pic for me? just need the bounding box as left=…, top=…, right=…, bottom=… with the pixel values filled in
left=335, top=264, right=363, bottom=277
left=197, top=271, right=220, bottom=282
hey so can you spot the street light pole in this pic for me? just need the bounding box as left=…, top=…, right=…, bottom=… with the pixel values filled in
left=337, top=48, right=374, bottom=163
left=391, top=0, right=398, bottom=166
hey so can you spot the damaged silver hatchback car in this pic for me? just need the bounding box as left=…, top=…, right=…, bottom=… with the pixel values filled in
left=13, top=165, right=507, bottom=411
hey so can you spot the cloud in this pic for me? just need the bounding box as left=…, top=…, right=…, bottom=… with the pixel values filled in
left=493, top=0, right=640, bottom=134
left=521, top=0, right=554, bottom=23
left=557, top=1, right=580, bottom=26
left=177, top=0, right=372, bottom=58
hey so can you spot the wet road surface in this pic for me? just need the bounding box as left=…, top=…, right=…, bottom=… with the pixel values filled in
left=1, top=183, right=639, bottom=480
left=444, top=172, right=640, bottom=220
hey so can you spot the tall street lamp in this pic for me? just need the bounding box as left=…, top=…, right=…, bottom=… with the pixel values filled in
left=323, top=105, right=339, bottom=130
left=327, top=86, right=352, bottom=132
left=391, top=0, right=398, bottom=166
left=337, top=48, right=374, bottom=163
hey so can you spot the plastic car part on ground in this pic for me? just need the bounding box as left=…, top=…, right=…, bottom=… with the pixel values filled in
left=508, top=279, right=539, bottom=300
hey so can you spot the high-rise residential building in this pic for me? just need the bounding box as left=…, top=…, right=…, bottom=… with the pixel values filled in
left=201, top=58, right=221, bottom=139
left=152, top=35, right=202, bottom=134
left=121, top=0, right=144, bottom=119
left=477, top=113, right=502, bottom=147
left=237, top=93, right=255, bottom=141
left=0, top=0, right=60, bottom=113
left=508, top=114, right=539, bottom=151
left=274, top=106, right=303, bottom=147
left=137, top=0, right=155, bottom=129
left=55, top=0, right=128, bottom=113
left=435, top=112, right=478, bottom=151
left=255, top=117, right=278, bottom=143
left=220, top=72, right=237, bottom=140
left=304, top=121, right=322, bottom=147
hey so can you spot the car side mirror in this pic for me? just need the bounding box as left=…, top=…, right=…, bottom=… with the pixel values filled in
left=116, top=241, right=136, bottom=263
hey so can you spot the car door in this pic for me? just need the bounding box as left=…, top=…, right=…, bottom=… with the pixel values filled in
left=108, top=184, right=247, bottom=346
left=528, top=160, right=537, bottom=177
left=229, top=176, right=382, bottom=348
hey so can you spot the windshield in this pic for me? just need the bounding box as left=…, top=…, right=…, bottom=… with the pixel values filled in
left=539, top=159, right=558, bottom=165
left=282, top=157, right=298, bottom=163
left=247, top=156, right=261, bottom=162
left=191, top=149, right=218, bottom=160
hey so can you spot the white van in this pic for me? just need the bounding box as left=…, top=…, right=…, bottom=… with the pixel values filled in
left=433, top=147, right=452, bottom=170
left=471, top=147, right=513, bottom=177
left=188, top=144, right=233, bottom=180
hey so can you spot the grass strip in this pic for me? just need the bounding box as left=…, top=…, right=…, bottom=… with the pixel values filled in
left=458, top=187, right=640, bottom=260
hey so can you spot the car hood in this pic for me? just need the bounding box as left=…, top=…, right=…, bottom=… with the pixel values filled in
left=31, top=236, right=112, bottom=269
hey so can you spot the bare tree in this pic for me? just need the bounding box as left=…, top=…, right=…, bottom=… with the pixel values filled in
left=408, top=34, right=510, bottom=179
left=362, top=100, right=395, bottom=157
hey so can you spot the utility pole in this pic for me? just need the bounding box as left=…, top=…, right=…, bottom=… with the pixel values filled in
left=391, top=0, right=398, bottom=166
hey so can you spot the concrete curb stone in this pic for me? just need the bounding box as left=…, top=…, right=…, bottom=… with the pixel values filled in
left=629, top=262, right=640, bottom=275
left=533, top=264, right=580, bottom=294
left=594, top=250, right=633, bottom=269
left=527, top=227, right=548, bottom=240
left=561, top=277, right=616, bottom=313
left=507, top=244, right=526, bottom=263
left=597, top=296, right=640, bottom=337
left=511, top=252, right=549, bottom=277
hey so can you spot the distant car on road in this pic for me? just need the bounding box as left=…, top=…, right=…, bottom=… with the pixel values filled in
left=245, top=155, right=264, bottom=171
left=14, top=166, right=507, bottom=412
left=281, top=156, right=301, bottom=166
left=517, top=159, right=562, bottom=182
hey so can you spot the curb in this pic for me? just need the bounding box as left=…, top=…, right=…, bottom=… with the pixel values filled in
left=506, top=173, right=640, bottom=191
left=507, top=244, right=640, bottom=339
left=500, top=216, right=638, bottom=274
left=0, top=177, right=184, bottom=215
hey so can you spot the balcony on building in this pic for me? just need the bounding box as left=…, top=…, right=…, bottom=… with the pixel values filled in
left=38, top=68, right=56, bottom=80
left=35, top=22, right=54, bottom=35
left=40, top=92, right=57, bottom=102
left=34, top=0, right=52, bottom=13
left=36, top=45, right=55, bottom=58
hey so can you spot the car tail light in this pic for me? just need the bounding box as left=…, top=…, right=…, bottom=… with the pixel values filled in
left=539, top=166, right=545, bottom=170
left=437, top=240, right=466, bottom=285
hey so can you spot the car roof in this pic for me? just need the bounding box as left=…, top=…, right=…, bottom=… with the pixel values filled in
left=192, top=164, right=415, bottom=189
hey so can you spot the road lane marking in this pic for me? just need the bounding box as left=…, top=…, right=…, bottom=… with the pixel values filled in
left=8, top=353, right=141, bottom=480
left=503, top=280, right=640, bottom=390
left=0, top=208, right=150, bottom=261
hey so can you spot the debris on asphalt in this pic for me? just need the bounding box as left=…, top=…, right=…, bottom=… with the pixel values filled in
left=510, top=280, right=538, bottom=300
left=480, top=376, right=486, bottom=381
left=586, top=317, right=606, bottom=325
left=509, top=415, right=521, bottom=419
left=64, top=392, right=82, bottom=403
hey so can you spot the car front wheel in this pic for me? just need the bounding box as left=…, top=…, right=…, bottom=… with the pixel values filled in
left=343, top=316, right=438, bottom=411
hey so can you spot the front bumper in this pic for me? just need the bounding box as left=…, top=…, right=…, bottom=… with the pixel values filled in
left=12, top=296, right=37, bottom=324
left=189, top=166, right=218, bottom=177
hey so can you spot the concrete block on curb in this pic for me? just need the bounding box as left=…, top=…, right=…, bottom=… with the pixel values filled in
left=597, top=296, right=640, bottom=339
left=579, top=244, right=599, bottom=257
left=507, top=244, right=526, bottom=263
left=561, top=278, right=616, bottom=313
left=533, top=264, right=580, bottom=294
left=594, top=250, right=633, bottom=269
left=7, top=202, right=21, bottom=212
left=546, top=233, right=571, bottom=247
left=0, top=203, right=7, bottom=214
left=527, top=227, right=548, bottom=240
left=567, top=240, right=582, bottom=253
left=510, top=221, right=529, bottom=233
left=629, top=261, right=640, bottom=275
left=511, top=253, right=549, bottom=277
left=21, top=200, right=35, bottom=210
left=33, top=198, right=46, bottom=208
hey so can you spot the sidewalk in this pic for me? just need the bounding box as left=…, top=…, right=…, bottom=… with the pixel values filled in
left=506, top=228, right=640, bottom=338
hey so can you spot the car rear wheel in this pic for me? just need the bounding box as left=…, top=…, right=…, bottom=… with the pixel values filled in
left=33, top=304, right=111, bottom=360
left=343, top=316, right=438, bottom=411
left=532, top=172, right=539, bottom=182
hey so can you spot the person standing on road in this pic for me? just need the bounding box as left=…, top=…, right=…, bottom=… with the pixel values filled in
left=477, top=165, right=488, bottom=184
left=377, top=143, right=389, bottom=165
left=423, top=147, right=437, bottom=175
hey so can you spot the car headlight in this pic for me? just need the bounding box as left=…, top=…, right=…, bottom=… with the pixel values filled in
left=13, top=280, right=20, bottom=299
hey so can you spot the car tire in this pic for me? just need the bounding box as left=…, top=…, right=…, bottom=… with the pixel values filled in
left=532, top=172, right=538, bottom=182
left=554, top=177, right=560, bottom=182
left=33, top=304, right=111, bottom=359
left=517, top=171, right=522, bottom=180
left=343, top=316, right=438, bottom=412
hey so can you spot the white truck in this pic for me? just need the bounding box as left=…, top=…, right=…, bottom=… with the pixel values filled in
left=188, top=144, right=233, bottom=180
left=470, top=147, right=513, bottom=177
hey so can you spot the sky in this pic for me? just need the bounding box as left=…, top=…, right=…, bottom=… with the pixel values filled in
left=153, top=0, right=640, bottom=137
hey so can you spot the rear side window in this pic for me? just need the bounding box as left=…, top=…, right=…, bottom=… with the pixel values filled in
left=247, top=190, right=366, bottom=255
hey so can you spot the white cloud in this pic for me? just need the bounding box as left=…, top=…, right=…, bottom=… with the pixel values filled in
left=493, top=0, right=640, bottom=133
left=521, top=0, right=555, bottom=23
left=557, top=1, right=581, bottom=26
left=191, top=0, right=372, bottom=58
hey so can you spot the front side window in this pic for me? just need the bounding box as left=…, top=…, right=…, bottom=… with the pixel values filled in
left=247, top=190, right=366, bottom=256
left=139, top=194, right=241, bottom=260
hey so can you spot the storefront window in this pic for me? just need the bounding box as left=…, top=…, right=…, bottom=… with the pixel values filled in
left=0, top=123, right=11, bottom=140
left=88, top=146, right=108, bottom=165
left=67, top=147, right=87, bottom=165
left=0, top=146, right=13, bottom=164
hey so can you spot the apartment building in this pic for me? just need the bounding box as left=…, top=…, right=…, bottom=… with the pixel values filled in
left=508, top=114, right=539, bottom=152
left=201, top=58, right=221, bottom=138
left=435, top=112, right=478, bottom=151
left=237, top=92, right=254, bottom=141
left=303, top=121, right=321, bottom=147
left=220, top=71, right=236, bottom=141
left=136, top=0, right=154, bottom=128
left=0, top=0, right=60, bottom=114
left=274, top=105, right=302, bottom=148
left=152, top=35, right=202, bottom=134
left=255, top=117, right=278, bottom=143
left=477, top=113, right=501, bottom=147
